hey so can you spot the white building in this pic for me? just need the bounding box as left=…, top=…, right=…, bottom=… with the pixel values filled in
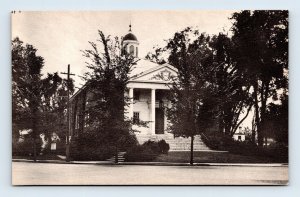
left=233, top=127, right=246, bottom=141
left=70, top=26, right=210, bottom=151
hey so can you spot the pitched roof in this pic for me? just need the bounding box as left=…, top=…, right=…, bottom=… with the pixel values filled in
left=129, top=59, right=177, bottom=80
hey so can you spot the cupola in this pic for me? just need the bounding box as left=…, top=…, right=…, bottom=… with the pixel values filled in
left=122, top=24, right=139, bottom=58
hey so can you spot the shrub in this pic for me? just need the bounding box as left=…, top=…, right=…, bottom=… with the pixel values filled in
left=262, top=142, right=288, bottom=162
left=124, top=140, right=170, bottom=162
left=124, top=145, right=157, bottom=162
left=202, top=131, right=288, bottom=162
left=201, top=131, right=233, bottom=151
left=70, top=144, right=115, bottom=161
left=54, top=140, right=67, bottom=155
left=70, top=135, right=115, bottom=161
left=158, top=140, right=170, bottom=154
left=142, top=140, right=161, bottom=153
left=118, top=133, right=138, bottom=152
left=12, top=137, right=42, bottom=157
left=69, top=129, right=138, bottom=161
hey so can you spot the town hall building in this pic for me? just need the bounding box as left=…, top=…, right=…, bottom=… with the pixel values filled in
left=70, top=26, right=209, bottom=151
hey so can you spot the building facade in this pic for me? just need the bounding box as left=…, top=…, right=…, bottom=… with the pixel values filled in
left=70, top=26, right=210, bottom=151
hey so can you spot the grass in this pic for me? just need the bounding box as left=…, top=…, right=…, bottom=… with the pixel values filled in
left=13, top=153, right=64, bottom=161
left=13, top=151, right=287, bottom=163
left=154, top=151, right=286, bottom=163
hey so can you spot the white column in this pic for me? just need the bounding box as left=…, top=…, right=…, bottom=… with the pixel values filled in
left=151, top=89, right=156, bottom=134
left=129, top=88, right=134, bottom=119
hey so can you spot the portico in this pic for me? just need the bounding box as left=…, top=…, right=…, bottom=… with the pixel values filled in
left=127, top=83, right=170, bottom=135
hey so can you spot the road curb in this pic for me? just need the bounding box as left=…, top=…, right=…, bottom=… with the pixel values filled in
left=12, top=159, right=288, bottom=167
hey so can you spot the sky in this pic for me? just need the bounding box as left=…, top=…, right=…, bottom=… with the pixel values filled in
left=12, top=10, right=235, bottom=88
left=11, top=10, right=258, bottom=129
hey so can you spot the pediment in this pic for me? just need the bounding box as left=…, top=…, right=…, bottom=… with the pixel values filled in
left=131, top=64, right=177, bottom=83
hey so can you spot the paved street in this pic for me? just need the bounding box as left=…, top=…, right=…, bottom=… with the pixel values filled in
left=12, top=162, right=288, bottom=185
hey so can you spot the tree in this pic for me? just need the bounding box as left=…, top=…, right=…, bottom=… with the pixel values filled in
left=231, top=10, right=288, bottom=146
left=12, top=37, right=74, bottom=159
left=39, top=73, right=75, bottom=146
left=162, top=28, right=219, bottom=165
left=81, top=31, right=139, bottom=162
left=210, top=33, right=253, bottom=137
left=12, top=37, right=44, bottom=161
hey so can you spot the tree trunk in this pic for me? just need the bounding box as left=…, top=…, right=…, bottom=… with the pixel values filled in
left=190, top=135, right=194, bottom=165
left=251, top=130, right=256, bottom=144
left=251, top=113, right=256, bottom=143
left=33, top=134, right=37, bottom=162
left=115, top=145, right=118, bottom=164
left=32, top=109, right=38, bottom=162
left=253, top=81, right=262, bottom=146
left=259, top=79, right=270, bottom=147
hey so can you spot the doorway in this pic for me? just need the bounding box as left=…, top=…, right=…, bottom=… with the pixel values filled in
left=155, top=108, right=164, bottom=134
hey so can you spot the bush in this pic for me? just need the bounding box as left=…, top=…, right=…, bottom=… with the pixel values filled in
left=227, top=140, right=259, bottom=155
left=69, top=127, right=139, bottom=161
left=158, top=140, right=170, bottom=154
left=124, top=140, right=170, bottom=162
left=54, top=140, right=67, bottom=155
left=124, top=145, right=157, bottom=162
left=202, top=131, right=288, bottom=162
left=70, top=135, right=115, bottom=161
left=12, top=137, right=42, bottom=157
left=262, top=142, right=288, bottom=162
left=118, top=133, right=138, bottom=152
left=201, top=131, right=233, bottom=151
left=70, top=144, right=115, bottom=161
left=142, top=140, right=160, bottom=153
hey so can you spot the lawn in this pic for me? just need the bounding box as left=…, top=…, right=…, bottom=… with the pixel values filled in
left=154, top=151, right=285, bottom=163
left=12, top=151, right=287, bottom=163
left=13, top=154, right=64, bottom=161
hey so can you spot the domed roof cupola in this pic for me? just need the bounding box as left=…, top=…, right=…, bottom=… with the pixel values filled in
left=123, top=24, right=138, bottom=41
left=122, top=24, right=139, bottom=58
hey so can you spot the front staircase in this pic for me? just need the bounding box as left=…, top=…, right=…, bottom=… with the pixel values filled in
left=106, top=151, right=126, bottom=163
left=105, top=135, right=210, bottom=163
left=135, top=134, right=210, bottom=151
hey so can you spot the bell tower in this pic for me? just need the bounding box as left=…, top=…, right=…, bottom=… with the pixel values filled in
left=122, top=24, right=139, bottom=58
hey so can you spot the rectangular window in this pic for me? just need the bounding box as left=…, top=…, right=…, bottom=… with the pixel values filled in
left=133, top=112, right=140, bottom=124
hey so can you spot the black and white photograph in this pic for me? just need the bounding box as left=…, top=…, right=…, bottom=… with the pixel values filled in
left=11, top=10, right=288, bottom=185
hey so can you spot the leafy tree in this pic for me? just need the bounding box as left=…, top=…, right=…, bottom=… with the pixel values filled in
left=161, top=28, right=219, bottom=165
left=81, top=30, right=140, bottom=162
left=12, top=37, right=44, bottom=161
left=145, top=46, right=166, bottom=64
left=209, top=33, right=253, bottom=137
left=231, top=10, right=288, bottom=146
left=39, top=73, right=74, bottom=145
left=12, top=37, right=74, bottom=160
left=146, top=28, right=257, bottom=162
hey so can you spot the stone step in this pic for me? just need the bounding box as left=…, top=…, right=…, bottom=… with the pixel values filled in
left=135, top=134, right=210, bottom=151
left=106, top=152, right=126, bottom=162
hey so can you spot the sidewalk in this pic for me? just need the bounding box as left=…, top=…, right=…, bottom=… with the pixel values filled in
left=12, top=158, right=288, bottom=167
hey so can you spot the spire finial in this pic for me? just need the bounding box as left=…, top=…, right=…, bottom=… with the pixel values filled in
left=129, top=22, right=132, bottom=32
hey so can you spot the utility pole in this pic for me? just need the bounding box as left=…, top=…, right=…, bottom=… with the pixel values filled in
left=61, top=64, right=75, bottom=162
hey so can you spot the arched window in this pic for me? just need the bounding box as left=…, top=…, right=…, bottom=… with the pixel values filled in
left=129, top=45, right=134, bottom=55
left=136, top=47, right=138, bottom=57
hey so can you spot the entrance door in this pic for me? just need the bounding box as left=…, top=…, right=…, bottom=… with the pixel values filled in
left=155, top=108, right=164, bottom=134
